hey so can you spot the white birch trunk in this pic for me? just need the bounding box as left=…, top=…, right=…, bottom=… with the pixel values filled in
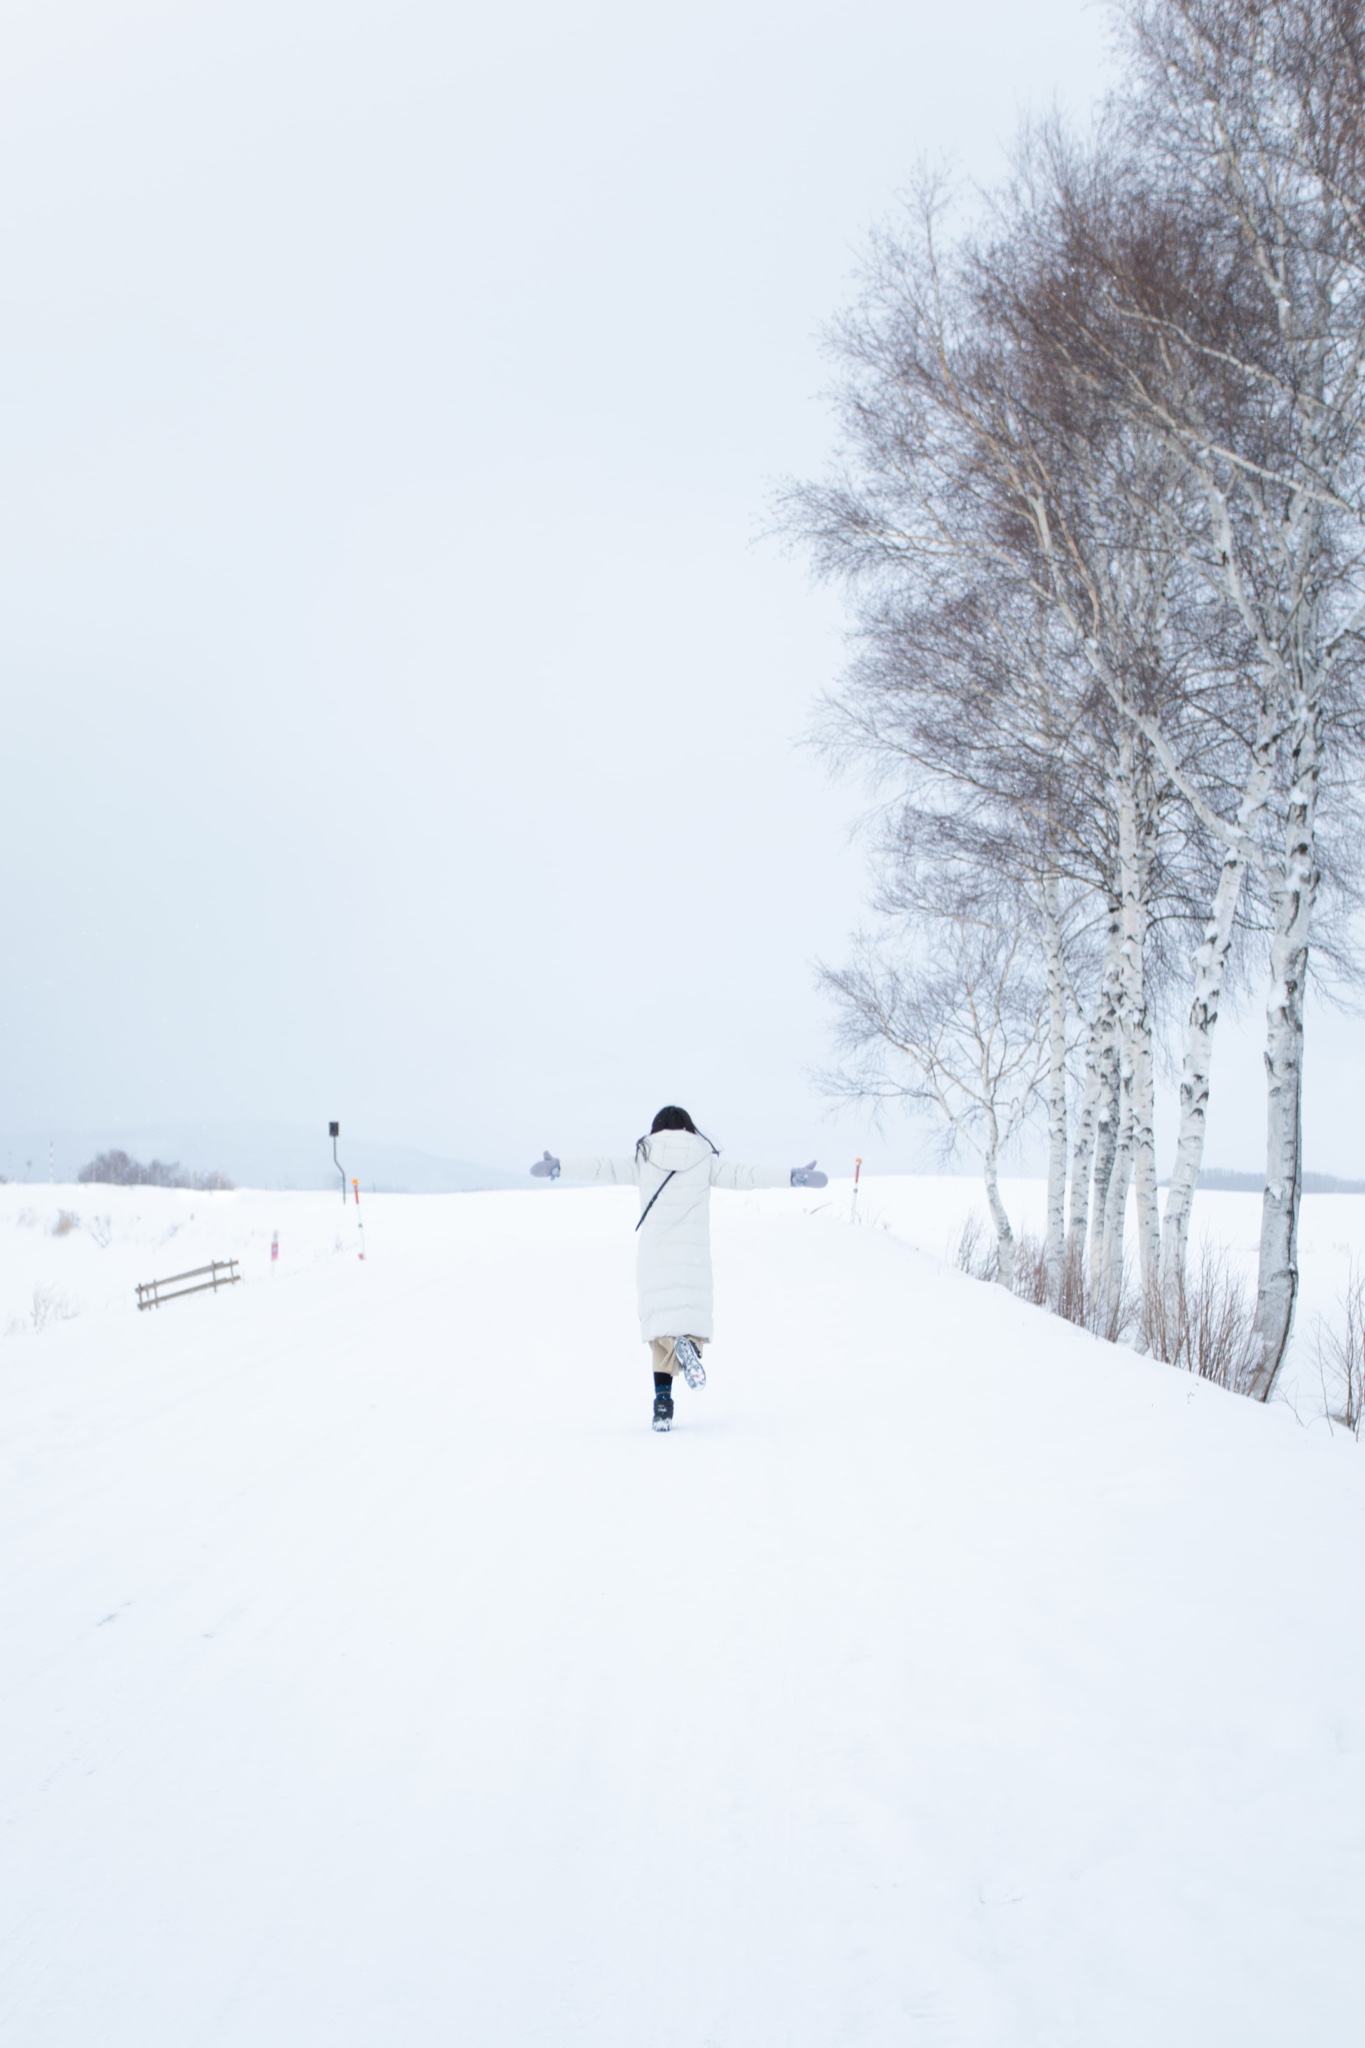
left=1101, top=1075, right=1134, bottom=1320
left=1101, top=745, right=1144, bottom=1313
left=1090, top=732, right=1161, bottom=1321
left=1088, top=1025, right=1119, bottom=1301
left=1248, top=691, right=1322, bottom=1399
left=1069, top=922, right=1121, bottom=1261
left=1124, top=834, right=1159, bottom=1294
left=1161, top=844, right=1249, bottom=1293
left=1087, top=900, right=1123, bottom=1299
left=982, top=1112, right=1015, bottom=1291
left=1161, top=715, right=1274, bottom=1297
left=1066, top=1033, right=1100, bottom=1257
left=1041, top=873, right=1069, bottom=1302
left=1132, top=1010, right=1159, bottom=1296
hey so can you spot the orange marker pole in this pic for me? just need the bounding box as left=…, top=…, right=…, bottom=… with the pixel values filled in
left=851, top=1157, right=862, bottom=1225
left=352, top=1178, right=366, bottom=1261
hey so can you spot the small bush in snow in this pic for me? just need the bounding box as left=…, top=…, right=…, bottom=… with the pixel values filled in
left=1010, top=1233, right=1051, bottom=1308
left=1016, top=1229, right=1139, bottom=1344
left=32, top=1285, right=77, bottom=1331
left=1315, top=1263, right=1365, bottom=1438
left=1035, top=1234, right=1139, bottom=1344
left=953, top=1212, right=997, bottom=1283
left=1142, top=1243, right=1257, bottom=1394
left=1094, top=1265, right=1140, bottom=1348
left=1052, top=1237, right=1088, bottom=1329
left=51, top=1210, right=79, bottom=1237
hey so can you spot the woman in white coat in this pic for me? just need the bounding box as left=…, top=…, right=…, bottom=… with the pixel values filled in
left=531, top=1105, right=827, bottom=1430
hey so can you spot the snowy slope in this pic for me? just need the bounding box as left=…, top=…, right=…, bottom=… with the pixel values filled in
left=2, top=1181, right=1362, bottom=2045
left=848, top=1172, right=1365, bottom=1409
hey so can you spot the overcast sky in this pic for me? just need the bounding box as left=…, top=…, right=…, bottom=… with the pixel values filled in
left=1, top=0, right=1357, bottom=1180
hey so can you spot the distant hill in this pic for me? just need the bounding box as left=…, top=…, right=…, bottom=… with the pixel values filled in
left=0, top=1122, right=522, bottom=1193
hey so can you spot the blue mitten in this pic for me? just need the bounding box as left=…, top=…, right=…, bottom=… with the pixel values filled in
left=531, top=1151, right=561, bottom=1180
left=790, top=1160, right=828, bottom=1188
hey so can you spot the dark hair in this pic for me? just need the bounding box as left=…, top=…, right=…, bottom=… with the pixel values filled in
left=636, top=1105, right=718, bottom=1160
left=650, top=1105, right=698, bottom=1135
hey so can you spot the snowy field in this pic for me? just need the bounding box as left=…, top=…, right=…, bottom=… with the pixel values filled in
left=2, top=1176, right=1363, bottom=2045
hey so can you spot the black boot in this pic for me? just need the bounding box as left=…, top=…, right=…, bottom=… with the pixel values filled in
left=652, top=1372, right=674, bottom=1433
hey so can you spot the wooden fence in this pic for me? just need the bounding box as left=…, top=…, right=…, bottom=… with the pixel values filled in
left=136, top=1259, right=241, bottom=1312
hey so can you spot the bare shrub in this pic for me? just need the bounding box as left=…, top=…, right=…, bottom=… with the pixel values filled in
left=51, top=1209, right=79, bottom=1237
left=1010, top=1232, right=1050, bottom=1307
left=1091, top=1255, right=1140, bottom=1348
left=32, top=1285, right=77, bottom=1330
left=1049, top=1234, right=1139, bottom=1345
left=1315, top=1263, right=1365, bottom=1438
left=954, top=1211, right=1140, bottom=1342
left=86, top=1215, right=112, bottom=1249
left=1143, top=1242, right=1257, bottom=1394
left=1054, top=1236, right=1088, bottom=1328
left=953, top=1210, right=997, bottom=1282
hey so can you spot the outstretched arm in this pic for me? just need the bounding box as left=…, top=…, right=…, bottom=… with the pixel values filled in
left=555, top=1155, right=640, bottom=1185
left=710, top=1158, right=827, bottom=1191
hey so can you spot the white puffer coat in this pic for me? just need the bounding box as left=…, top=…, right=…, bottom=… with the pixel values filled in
left=559, top=1130, right=790, bottom=1342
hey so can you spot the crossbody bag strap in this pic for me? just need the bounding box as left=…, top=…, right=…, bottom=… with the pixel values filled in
left=635, top=1168, right=678, bottom=1231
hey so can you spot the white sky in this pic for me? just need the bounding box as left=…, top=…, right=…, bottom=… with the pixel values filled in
left=1, top=0, right=1356, bottom=1180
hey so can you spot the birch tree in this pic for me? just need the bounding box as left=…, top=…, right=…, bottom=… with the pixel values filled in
left=787, top=177, right=1212, bottom=1318
left=789, top=3, right=1365, bottom=1397
left=812, top=568, right=1103, bottom=1302
left=1097, top=0, right=1365, bottom=1393
left=820, top=894, right=1049, bottom=1287
left=982, top=138, right=1278, bottom=1323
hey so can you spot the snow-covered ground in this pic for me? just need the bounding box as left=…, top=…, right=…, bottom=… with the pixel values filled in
left=3, top=1177, right=1362, bottom=2044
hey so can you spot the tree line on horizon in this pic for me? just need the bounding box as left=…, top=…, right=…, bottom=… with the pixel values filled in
left=77, top=1149, right=234, bottom=1192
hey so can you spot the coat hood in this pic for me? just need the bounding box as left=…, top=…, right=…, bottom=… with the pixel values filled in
left=637, top=1128, right=716, bottom=1170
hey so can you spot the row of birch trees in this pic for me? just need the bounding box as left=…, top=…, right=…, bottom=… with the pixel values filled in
left=785, top=0, right=1365, bottom=1398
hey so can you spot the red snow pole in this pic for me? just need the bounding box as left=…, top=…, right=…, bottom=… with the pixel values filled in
left=851, top=1157, right=862, bottom=1225
left=352, top=1178, right=366, bottom=1261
